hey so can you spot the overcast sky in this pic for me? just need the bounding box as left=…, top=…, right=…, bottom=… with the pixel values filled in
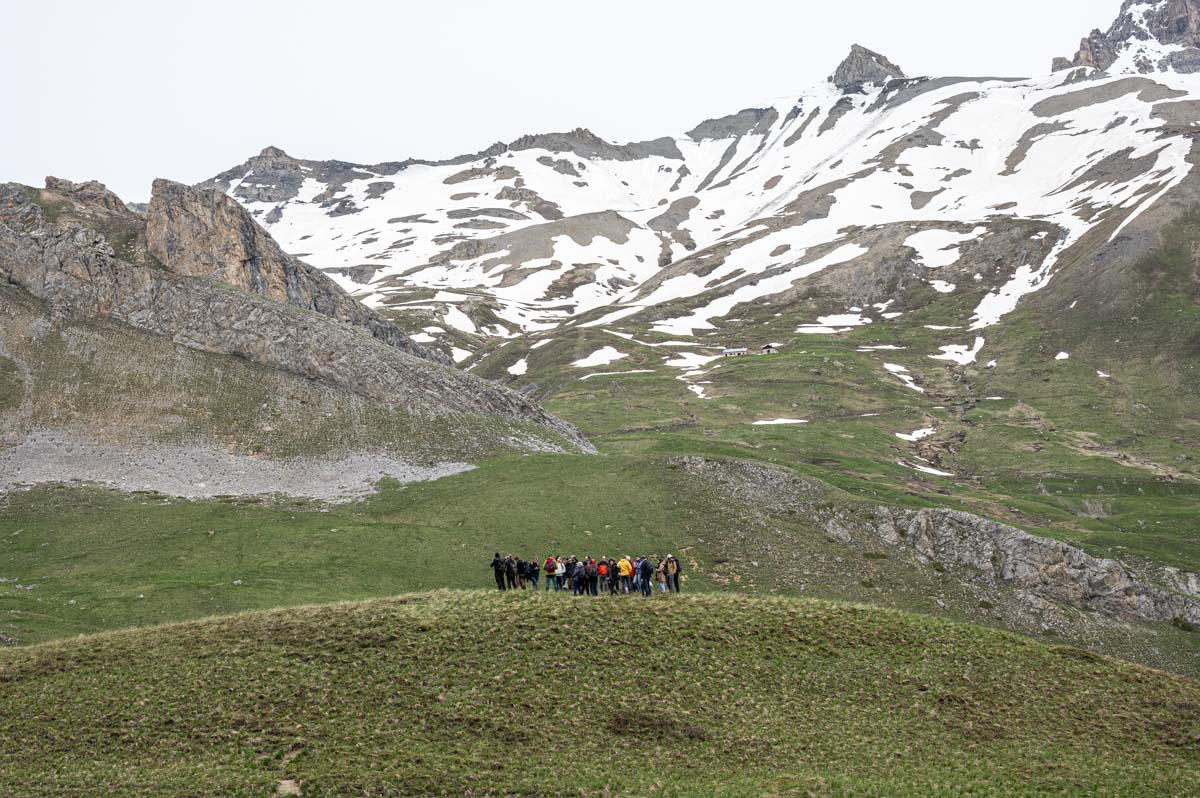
left=3, top=0, right=1119, bottom=201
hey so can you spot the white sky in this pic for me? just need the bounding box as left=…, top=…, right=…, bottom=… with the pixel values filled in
left=2, top=0, right=1120, bottom=201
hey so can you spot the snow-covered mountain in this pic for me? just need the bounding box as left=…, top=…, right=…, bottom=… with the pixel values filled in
left=204, top=0, right=1200, bottom=369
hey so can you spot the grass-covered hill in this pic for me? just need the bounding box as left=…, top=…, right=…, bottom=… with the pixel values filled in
left=0, top=592, right=1196, bottom=797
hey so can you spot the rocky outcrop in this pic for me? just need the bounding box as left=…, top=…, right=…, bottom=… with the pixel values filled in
left=1057, top=0, right=1200, bottom=73
left=43, top=177, right=131, bottom=215
left=829, top=45, right=906, bottom=90
left=857, top=507, right=1200, bottom=626
left=0, top=182, right=593, bottom=452
left=686, top=108, right=776, bottom=141
left=671, top=456, right=1200, bottom=628
left=145, top=179, right=447, bottom=365
left=507, top=129, right=684, bottom=161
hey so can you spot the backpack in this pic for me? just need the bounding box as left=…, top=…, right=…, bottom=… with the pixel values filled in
left=667, top=559, right=678, bottom=575
left=598, top=563, right=609, bottom=577
left=586, top=561, right=598, bottom=577
left=545, top=559, right=557, bottom=575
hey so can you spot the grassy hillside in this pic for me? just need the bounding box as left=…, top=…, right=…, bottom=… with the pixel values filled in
left=1, top=592, right=1196, bottom=797
left=5, top=453, right=1198, bottom=679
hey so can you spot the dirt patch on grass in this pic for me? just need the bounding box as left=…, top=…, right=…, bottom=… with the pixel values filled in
left=608, top=712, right=708, bottom=741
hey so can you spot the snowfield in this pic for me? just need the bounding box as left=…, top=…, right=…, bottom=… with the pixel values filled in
left=209, top=11, right=1200, bottom=392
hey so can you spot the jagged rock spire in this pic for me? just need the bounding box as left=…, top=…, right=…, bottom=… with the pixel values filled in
left=1054, top=0, right=1200, bottom=73
left=829, top=44, right=906, bottom=90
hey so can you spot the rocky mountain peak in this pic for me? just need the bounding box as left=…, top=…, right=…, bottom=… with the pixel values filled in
left=1055, top=0, right=1200, bottom=73
left=257, top=145, right=292, bottom=159
left=829, top=44, right=907, bottom=90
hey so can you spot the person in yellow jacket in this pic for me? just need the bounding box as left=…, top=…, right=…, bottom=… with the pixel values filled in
left=617, top=555, right=633, bottom=594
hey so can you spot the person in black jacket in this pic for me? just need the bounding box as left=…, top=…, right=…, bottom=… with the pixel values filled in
left=504, top=555, right=518, bottom=590
left=490, top=553, right=506, bottom=591
left=638, top=556, right=654, bottom=596
left=572, top=560, right=587, bottom=596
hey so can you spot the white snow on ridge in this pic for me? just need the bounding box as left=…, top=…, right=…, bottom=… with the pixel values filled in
left=664, top=352, right=722, bottom=371
left=579, top=369, right=656, bottom=381
left=651, top=244, right=869, bottom=335
left=571, top=346, right=627, bottom=368
left=884, top=363, right=925, bottom=394
left=507, top=358, right=528, bottom=376
left=796, top=312, right=872, bottom=334
left=899, top=461, right=955, bottom=477
left=904, top=228, right=985, bottom=269
left=930, top=336, right=986, bottom=366
left=896, top=427, right=936, bottom=442
left=443, top=305, right=478, bottom=334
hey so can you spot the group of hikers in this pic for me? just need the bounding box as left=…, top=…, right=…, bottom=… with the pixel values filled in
left=489, top=553, right=683, bottom=596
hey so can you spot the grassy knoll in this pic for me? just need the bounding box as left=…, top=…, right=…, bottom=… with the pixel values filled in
left=1, top=591, right=1196, bottom=797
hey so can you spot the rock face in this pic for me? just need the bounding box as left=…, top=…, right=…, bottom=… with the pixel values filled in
left=0, top=182, right=593, bottom=453
left=1057, top=0, right=1200, bottom=73
left=829, top=44, right=907, bottom=90
left=145, top=179, right=445, bottom=364
left=672, top=456, right=1200, bottom=628
left=861, top=507, right=1200, bottom=626
left=43, top=177, right=130, bottom=214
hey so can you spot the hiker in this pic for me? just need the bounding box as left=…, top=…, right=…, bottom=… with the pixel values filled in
left=666, top=554, right=682, bottom=593
left=586, top=557, right=599, bottom=596
left=572, top=559, right=587, bottom=595
left=490, top=553, right=507, bottom=591
left=488, top=550, right=683, bottom=596
left=504, top=555, right=518, bottom=590
left=618, top=555, right=633, bottom=594
left=638, top=556, right=654, bottom=596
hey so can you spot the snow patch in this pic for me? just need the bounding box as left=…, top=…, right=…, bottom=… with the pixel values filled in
left=579, top=369, right=655, bottom=381
left=930, top=336, right=985, bottom=366
left=572, top=346, right=627, bottom=368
